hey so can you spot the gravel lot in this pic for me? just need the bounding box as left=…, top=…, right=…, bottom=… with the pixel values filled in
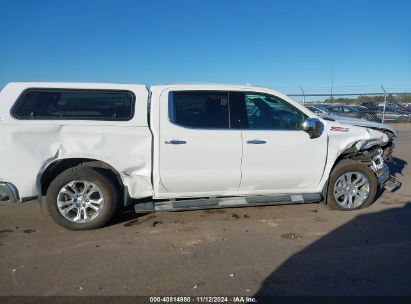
left=0, top=127, right=410, bottom=296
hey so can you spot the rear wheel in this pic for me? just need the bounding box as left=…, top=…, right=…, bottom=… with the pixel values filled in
left=327, top=160, right=377, bottom=210
left=46, top=166, right=118, bottom=230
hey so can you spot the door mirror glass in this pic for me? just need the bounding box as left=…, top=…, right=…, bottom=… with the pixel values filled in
left=303, top=118, right=323, bottom=139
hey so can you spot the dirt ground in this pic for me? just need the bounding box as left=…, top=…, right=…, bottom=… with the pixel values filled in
left=0, top=127, right=410, bottom=296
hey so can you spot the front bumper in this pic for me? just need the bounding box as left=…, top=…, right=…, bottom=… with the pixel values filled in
left=375, top=164, right=390, bottom=185
left=375, top=164, right=400, bottom=191
left=0, top=182, right=20, bottom=203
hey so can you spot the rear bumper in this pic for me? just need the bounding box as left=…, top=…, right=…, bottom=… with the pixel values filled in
left=0, top=182, right=20, bottom=203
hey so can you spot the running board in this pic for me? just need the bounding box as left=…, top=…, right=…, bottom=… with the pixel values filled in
left=134, top=193, right=323, bottom=213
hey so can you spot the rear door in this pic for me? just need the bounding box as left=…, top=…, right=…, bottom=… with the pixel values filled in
left=158, top=89, right=242, bottom=195
left=235, top=91, right=328, bottom=193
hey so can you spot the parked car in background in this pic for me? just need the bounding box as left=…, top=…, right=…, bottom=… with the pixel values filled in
left=326, top=104, right=375, bottom=121
left=306, top=105, right=331, bottom=116
left=381, top=101, right=411, bottom=114
left=350, top=105, right=369, bottom=111
left=361, top=102, right=411, bottom=122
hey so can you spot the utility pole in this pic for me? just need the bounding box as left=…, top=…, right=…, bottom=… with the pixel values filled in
left=300, top=87, right=305, bottom=105
left=381, top=85, right=387, bottom=124
left=330, top=69, right=334, bottom=103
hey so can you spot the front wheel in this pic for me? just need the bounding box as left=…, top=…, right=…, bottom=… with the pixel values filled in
left=327, top=160, right=377, bottom=210
left=46, top=166, right=118, bottom=230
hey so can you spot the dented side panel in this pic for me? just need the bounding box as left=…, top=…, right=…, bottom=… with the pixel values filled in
left=0, top=125, right=153, bottom=199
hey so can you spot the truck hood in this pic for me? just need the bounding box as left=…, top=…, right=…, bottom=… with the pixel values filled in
left=322, top=114, right=398, bottom=137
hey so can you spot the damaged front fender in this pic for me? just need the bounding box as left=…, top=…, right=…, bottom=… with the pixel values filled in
left=317, top=122, right=391, bottom=193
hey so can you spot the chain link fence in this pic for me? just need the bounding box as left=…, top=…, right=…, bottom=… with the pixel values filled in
left=287, top=92, right=411, bottom=124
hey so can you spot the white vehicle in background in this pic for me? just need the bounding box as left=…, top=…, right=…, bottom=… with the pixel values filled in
left=0, top=82, right=399, bottom=230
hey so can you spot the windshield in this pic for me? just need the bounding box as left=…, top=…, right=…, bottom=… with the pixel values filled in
left=386, top=103, right=405, bottom=111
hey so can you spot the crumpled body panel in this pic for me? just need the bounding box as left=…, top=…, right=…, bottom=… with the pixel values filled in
left=316, top=120, right=389, bottom=192
left=0, top=124, right=153, bottom=199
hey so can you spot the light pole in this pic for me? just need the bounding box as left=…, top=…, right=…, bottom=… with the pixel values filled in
left=330, top=69, right=334, bottom=103
left=300, top=87, right=305, bottom=105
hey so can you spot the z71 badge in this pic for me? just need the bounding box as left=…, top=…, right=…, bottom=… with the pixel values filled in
left=330, top=126, right=350, bottom=132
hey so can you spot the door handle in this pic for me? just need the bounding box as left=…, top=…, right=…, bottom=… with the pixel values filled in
left=165, top=139, right=187, bottom=145
left=246, top=139, right=266, bottom=144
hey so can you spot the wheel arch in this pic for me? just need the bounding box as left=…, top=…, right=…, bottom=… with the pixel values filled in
left=320, top=147, right=366, bottom=205
left=322, top=143, right=381, bottom=206
left=39, top=158, right=125, bottom=204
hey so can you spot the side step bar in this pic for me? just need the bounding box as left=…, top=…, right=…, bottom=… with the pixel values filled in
left=134, top=193, right=323, bottom=213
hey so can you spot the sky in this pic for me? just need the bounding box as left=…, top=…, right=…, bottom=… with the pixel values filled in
left=0, top=0, right=410, bottom=94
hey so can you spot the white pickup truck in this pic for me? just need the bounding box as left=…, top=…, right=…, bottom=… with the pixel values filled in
left=0, top=82, right=399, bottom=230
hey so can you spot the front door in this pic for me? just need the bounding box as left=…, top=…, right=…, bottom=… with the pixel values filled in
left=237, top=92, right=328, bottom=193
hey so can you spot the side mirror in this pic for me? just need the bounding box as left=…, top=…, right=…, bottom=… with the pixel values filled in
left=303, top=118, right=323, bottom=139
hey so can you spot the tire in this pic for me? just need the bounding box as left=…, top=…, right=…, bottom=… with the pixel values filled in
left=46, top=166, right=118, bottom=230
left=327, top=160, right=377, bottom=211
